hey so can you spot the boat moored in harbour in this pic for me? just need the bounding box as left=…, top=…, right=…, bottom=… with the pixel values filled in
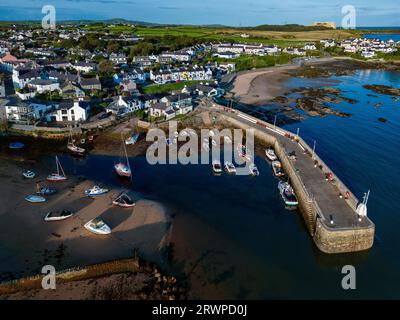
left=84, top=185, right=109, bottom=197
left=22, top=170, right=36, bottom=179
left=112, top=192, right=135, bottom=208
left=84, top=218, right=111, bottom=235
left=25, top=194, right=46, bottom=203
left=125, top=133, right=140, bottom=145
left=67, top=128, right=85, bottom=156
left=44, top=210, right=74, bottom=222
left=212, top=160, right=222, bottom=174
left=249, top=163, right=260, bottom=176
left=115, top=136, right=132, bottom=178
left=265, top=148, right=277, bottom=161
left=224, top=161, right=236, bottom=174
left=237, top=144, right=252, bottom=162
left=272, top=160, right=284, bottom=177
left=278, top=181, right=298, bottom=206
left=47, top=156, right=67, bottom=182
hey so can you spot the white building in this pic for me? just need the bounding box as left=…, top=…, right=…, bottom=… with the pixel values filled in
left=28, top=79, right=60, bottom=94
left=46, top=100, right=89, bottom=122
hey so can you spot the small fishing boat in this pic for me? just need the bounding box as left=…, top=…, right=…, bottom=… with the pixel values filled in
left=84, top=185, right=109, bottom=197
left=224, top=161, right=236, bottom=174
left=180, top=130, right=188, bottom=137
left=237, top=144, right=252, bottom=161
left=84, top=218, right=111, bottom=235
left=272, top=160, right=284, bottom=177
left=36, top=183, right=57, bottom=195
left=224, top=136, right=232, bottom=144
left=211, top=139, right=217, bottom=146
left=115, top=136, right=132, bottom=178
left=125, top=133, right=140, bottom=145
left=47, top=156, right=67, bottom=182
left=112, top=192, right=135, bottom=208
left=44, top=210, right=74, bottom=222
left=212, top=160, right=222, bottom=174
left=22, top=170, right=36, bottom=179
left=265, top=148, right=277, bottom=161
left=67, top=128, right=85, bottom=156
left=249, top=163, right=259, bottom=176
left=278, top=181, right=298, bottom=206
left=25, top=195, right=46, bottom=203
left=9, top=142, right=25, bottom=149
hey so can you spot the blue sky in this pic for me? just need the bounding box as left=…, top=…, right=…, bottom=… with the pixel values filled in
left=0, top=0, right=399, bottom=26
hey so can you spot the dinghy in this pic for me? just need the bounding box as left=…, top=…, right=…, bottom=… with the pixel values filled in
left=9, top=142, right=25, bottom=149
left=249, top=163, right=260, bottom=176
left=25, top=195, right=46, bottom=203
left=265, top=148, right=277, bottom=161
left=125, top=133, right=140, bottom=145
left=84, top=218, right=111, bottom=235
left=112, top=193, right=135, bottom=208
left=44, top=210, right=74, bottom=222
left=115, top=136, right=132, bottom=178
left=237, top=144, right=252, bottom=161
left=37, top=185, right=57, bottom=196
left=278, top=181, right=298, bottom=206
left=47, top=156, right=67, bottom=182
left=212, top=160, right=222, bottom=174
left=272, top=160, right=284, bottom=177
left=22, top=170, right=36, bottom=179
left=84, top=185, right=109, bottom=197
left=67, top=128, right=85, bottom=156
left=224, top=161, right=236, bottom=174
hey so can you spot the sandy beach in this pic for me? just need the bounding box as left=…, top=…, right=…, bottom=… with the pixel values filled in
left=230, top=65, right=298, bottom=105
left=0, top=157, right=171, bottom=283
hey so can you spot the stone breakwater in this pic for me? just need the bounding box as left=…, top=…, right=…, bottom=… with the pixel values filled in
left=216, top=108, right=374, bottom=254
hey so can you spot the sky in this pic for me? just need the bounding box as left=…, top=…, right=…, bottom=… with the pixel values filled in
left=0, top=0, right=399, bottom=27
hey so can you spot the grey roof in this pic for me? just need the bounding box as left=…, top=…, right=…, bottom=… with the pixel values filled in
left=151, top=102, right=168, bottom=110
left=164, top=93, right=191, bottom=102
left=80, top=78, right=101, bottom=86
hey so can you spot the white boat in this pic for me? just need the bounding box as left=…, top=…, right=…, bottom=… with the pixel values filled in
left=112, top=192, right=135, bottom=208
left=84, top=218, right=111, bottom=235
left=237, top=144, right=252, bottom=162
left=36, top=185, right=57, bottom=195
left=202, top=142, right=210, bottom=152
left=211, top=139, right=217, bottom=146
left=125, top=133, right=139, bottom=145
left=115, top=136, right=132, bottom=178
left=224, top=161, right=236, bottom=174
left=249, top=163, right=259, bottom=176
left=47, top=156, right=67, bottom=182
left=272, top=160, right=284, bottom=177
left=25, top=195, right=46, bottom=203
left=44, top=210, right=74, bottom=222
left=84, top=185, right=109, bottom=197
left=67, top=128, right=85, bottom=156
left=265, top=148, right=277, bottom=161
left=278, top=181, right=298, bottom=206
left=212, top=160, right=222, bottom=174
left=180, top=130, right=188, bottom=137
left=22, top=170, right=36, bottom=179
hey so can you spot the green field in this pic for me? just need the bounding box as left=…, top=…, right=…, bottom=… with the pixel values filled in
left=141, top=80, right=204, bottom=94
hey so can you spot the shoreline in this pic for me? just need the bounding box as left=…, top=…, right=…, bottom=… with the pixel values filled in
left=229, top=57, right=400, bottom=106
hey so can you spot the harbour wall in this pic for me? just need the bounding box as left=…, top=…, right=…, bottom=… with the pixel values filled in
left=220, top=111, right=374, bottom=254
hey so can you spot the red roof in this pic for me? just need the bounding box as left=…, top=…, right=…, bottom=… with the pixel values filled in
left=1, top=54, right=18, bottom=62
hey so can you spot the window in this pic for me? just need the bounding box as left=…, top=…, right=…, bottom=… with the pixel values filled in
left=61, top=109, right=67, bottom=114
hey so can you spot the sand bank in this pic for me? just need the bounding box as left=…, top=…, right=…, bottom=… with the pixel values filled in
left=0, top=158, right=171, bottom=283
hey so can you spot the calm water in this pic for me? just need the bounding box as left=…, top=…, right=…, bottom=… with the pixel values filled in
left=362, top=33, right=400, bottom=41
left=60, top=69, right=400, bottom=299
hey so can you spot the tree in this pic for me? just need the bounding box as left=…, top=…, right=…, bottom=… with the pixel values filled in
left=99, top=59, right=115, bottom=75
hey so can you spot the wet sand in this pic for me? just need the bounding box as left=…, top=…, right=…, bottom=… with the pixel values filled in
left=230, top=65, right=298, bottom=105
left=0, top=158, right=171, bottom=282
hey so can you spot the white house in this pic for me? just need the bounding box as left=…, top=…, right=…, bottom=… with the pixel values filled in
left=72, top=61, right=97, bottom=73
left=109, top=53, right=127, bottom=64
left=149, top=102, right=175, bottom=120
left=106, top=96, right=143, bottom=116
left=304, top=43, right=317, bottom=50
left=46, top=100, right=89, bottom=122
left=27, top=79, right=60, bottom=94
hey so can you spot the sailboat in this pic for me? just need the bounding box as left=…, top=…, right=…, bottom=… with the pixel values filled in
left=114, top=136, right=132, bottom=178
left=67, top=128, right=85, bottom=156
left=47, top=156, right=67, bottom=182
